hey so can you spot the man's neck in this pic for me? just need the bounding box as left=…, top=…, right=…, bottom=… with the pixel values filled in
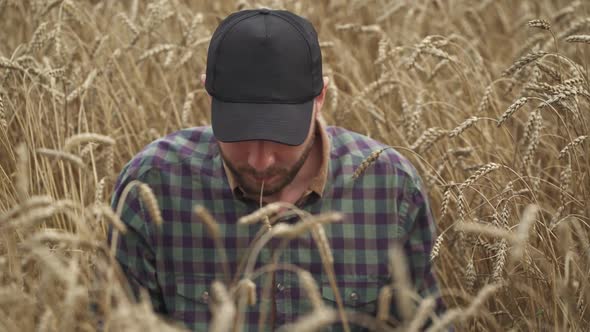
left=263, top=132, right=323, bottom=205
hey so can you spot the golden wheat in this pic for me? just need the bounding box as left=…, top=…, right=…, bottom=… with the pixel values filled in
left=0, top=1, right=589, bottom=331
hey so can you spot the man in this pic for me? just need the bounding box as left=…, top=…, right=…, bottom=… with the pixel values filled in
left=111, top=8, right=443, bottom=331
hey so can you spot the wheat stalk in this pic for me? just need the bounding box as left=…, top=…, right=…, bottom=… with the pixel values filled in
left=406, top=297, right=436, bottom=332
left=193, top=205, right=230, bottom=283
left=238, top=278, right=256, bottom=306
left=377, top=285, right=393, bottom=321
left=429, top=59, right=449, bottom=80
left=297, top=270, right=324, bottom=310
left=1, top=2, right=590, bottom=331
left=426, top=284, right=503, bottom=332
left=208, top=281, right=236, bottom=332
left=15, top=143, right=29, bottom=202
left=92, top=204, right=127, bottom=234
left=37, top=308, right=56, bottom=332
left=389, top=244, right=416, bottom=322
left=234, top=278, right=257, bottom=329
left=309, top=221, right=349, bottom=332
left=276, top=307, right=337, bottom=332
left=181, top=91, right=196, bottom=124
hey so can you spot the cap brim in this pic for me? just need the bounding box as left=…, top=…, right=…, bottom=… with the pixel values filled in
left=211, top=97, right=314, bottom=146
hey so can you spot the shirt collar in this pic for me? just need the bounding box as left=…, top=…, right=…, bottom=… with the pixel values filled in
left=221, top=118, right=330, bottom=202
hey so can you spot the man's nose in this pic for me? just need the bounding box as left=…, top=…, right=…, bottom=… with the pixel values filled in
left=247, top=141, right=276, bottom=172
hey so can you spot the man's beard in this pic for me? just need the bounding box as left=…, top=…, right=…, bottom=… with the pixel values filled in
left=220, top=131, right=316, bottom=197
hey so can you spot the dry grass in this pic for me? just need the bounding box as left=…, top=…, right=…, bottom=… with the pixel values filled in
left=1, top=0, right=589, bottom=331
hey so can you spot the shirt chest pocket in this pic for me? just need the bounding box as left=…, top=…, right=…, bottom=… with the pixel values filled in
left=164, top=275, right=214, bottom=331
left=320, top=276, right=383, bottom=331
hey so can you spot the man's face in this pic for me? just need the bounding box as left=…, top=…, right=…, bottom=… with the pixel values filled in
left=218, top=115, right=316, bottom=197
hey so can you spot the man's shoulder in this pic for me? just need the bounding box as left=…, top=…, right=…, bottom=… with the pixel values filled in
left=118, top=126, right=216, bottom=180
left=326, top=126, right=423, bottom=185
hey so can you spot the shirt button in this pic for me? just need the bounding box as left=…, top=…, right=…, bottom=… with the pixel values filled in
left=201, top=290, right=209, bottom=303
left=349, top=291, right=359, bottom=302
left=276, top=283, right=285, bottom=292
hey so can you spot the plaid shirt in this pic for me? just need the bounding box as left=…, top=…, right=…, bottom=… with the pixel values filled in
left=111, top=122, right=442, bottom=331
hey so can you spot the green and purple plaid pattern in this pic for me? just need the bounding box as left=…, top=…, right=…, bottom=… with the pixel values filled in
left=111, top=126, right=442, bottom=331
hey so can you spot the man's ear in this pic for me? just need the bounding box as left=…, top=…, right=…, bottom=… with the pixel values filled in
left=201, top=74, right=212, bottom=103
left=314, top=76, right=330, bottom=113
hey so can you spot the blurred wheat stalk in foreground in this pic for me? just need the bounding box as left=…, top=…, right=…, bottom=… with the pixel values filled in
left=0, top=0, right=589, bottom=331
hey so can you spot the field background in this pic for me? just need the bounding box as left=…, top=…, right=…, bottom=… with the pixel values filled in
left=0, top=0, right=589, bottom=331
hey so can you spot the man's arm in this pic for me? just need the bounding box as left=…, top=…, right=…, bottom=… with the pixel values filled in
left=108, top=170, right=166, bottom=312
left=399, top=174, right=445, bottom=325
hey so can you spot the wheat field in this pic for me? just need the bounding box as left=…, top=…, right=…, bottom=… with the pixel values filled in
left=0, top=0, right=589, bottom=331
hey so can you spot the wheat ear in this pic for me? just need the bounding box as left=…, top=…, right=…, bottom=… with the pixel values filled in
left=298, top=270, right=324, bottom=310
left=565, top=35, right=590, bottom=44
left=352, top=147, right=390, bottom=179
left=0, top=92, right=7, bottom=131
left=36, top=148, right=86, bottom=169
left=137, top=183, right=163, bottom=226
left=406, top=297, right=436, bottom=332
left=510, top=204, right=539, bottom=262
left=63, top=133, right=115, bottom=152
left=528, top=19, right=552, bottom=31
left=209, top=281, right=236, bottom=332
left=559, top=135, right=587, bottom=159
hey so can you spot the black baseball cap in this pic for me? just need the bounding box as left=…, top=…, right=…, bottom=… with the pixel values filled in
left=205, top=9, right=323, bottom=146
